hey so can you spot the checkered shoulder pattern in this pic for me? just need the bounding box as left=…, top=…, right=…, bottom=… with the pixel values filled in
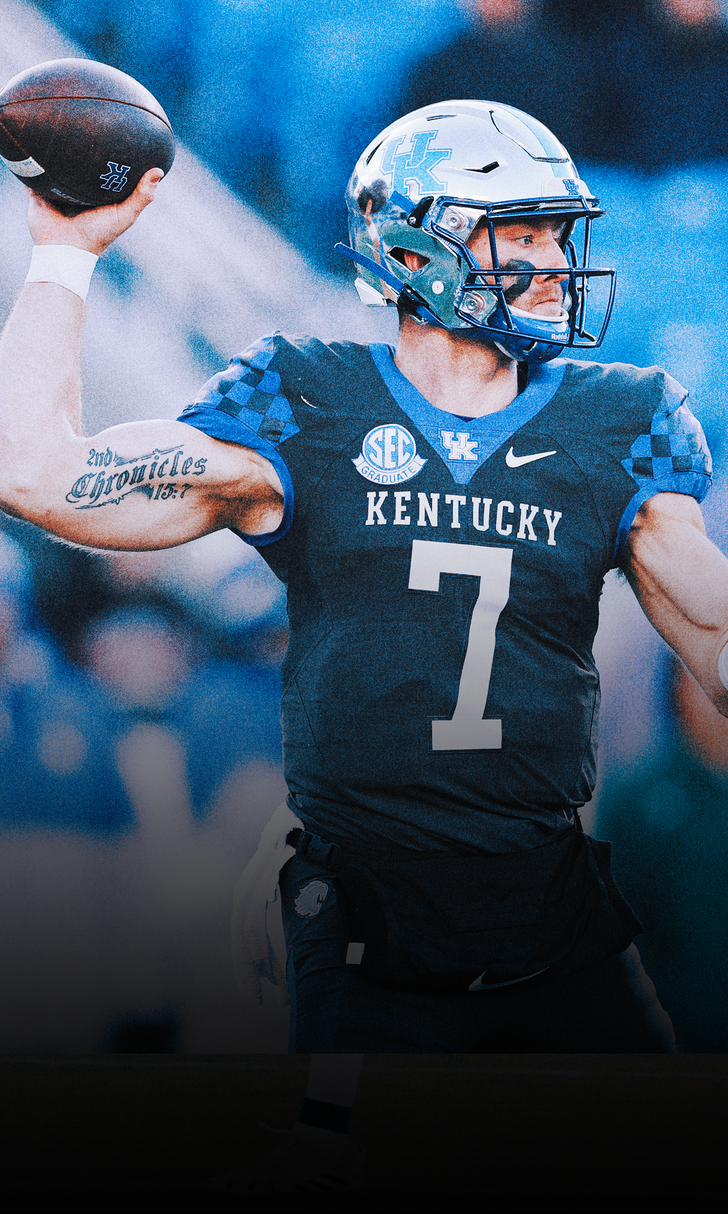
left=621, top=387, right=711, bottom=494
left=612, top=378, right=711, bottom=562
left=177, top=334, right=299, bottom=548
left=180, top=334, right=300, bottom=447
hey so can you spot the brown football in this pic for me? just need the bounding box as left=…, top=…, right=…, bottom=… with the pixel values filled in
left=0, top=58, right=175, bottom=215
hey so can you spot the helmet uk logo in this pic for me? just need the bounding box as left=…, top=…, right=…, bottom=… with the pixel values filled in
left=380, top=131, right=451, bottom=198
left=100, top=162, right=131, bottom=191
left=294, top=880, right=330, bottom=919
left=353, top=424, right=427, bottom=484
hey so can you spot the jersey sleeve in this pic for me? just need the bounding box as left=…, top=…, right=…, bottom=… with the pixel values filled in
left=614, top=375, right=712, bottom=558
left=176, top=334, right=297, bottom=547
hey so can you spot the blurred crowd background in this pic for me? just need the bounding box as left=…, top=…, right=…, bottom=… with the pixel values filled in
left=1, top=0, right=728, bottom=1052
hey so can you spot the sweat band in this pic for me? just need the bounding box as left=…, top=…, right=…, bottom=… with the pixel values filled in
left=718, top=643, right=728, bottom=692
left=25, top=244, right=99, bottom=302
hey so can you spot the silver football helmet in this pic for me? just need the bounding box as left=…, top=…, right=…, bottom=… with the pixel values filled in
left=337, top=100, right=616, bottom=363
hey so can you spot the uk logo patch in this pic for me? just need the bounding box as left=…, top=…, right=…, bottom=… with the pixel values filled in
left=353, top=423, right=427, bottom=484
left=440, top=430, right=479, bottom=461
left=294, top=880, right=330, bottom=919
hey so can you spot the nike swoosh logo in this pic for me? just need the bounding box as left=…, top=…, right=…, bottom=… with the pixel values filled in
left=468, top=967, right=550, bottom=991
left=505, top=446, right=557, bottom=468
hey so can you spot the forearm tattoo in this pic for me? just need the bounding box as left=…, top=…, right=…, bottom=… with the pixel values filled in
left=66, top=445, right=207, bottom=510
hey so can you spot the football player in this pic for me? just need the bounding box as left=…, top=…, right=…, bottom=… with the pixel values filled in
left=2, top=100, right=728, bottom=1191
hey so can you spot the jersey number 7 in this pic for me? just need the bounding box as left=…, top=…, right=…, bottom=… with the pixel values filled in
left=408, top=539, right=513, bottom=751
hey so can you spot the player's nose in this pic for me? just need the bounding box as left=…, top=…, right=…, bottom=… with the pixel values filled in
left=533, top=236, right=568, bottom=280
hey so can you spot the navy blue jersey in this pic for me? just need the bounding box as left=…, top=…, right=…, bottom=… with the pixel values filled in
left=179, top=335, right=711, bottom=851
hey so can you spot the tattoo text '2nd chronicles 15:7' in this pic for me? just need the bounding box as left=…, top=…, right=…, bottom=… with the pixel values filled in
left=66, top=445, right=207, bottom=510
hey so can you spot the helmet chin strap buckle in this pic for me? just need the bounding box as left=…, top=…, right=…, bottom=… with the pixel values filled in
left=397, top=284, right=444, bottom=327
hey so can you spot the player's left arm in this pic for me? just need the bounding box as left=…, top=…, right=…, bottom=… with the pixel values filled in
left=621, top=491, right=728, bottom=715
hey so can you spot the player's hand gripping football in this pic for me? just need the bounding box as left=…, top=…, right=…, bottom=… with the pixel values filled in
left=25, top=166, right=164, bottom=256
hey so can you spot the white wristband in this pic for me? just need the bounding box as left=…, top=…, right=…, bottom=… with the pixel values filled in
left=25, top=244, right=99, bottom=302
left=719, top=643, right=728, bottom=692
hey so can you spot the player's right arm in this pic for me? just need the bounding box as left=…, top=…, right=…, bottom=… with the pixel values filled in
left=0, top=173, right=284, bottom=550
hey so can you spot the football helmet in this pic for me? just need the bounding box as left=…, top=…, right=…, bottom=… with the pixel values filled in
left=337, top=100, right=616, bottom=363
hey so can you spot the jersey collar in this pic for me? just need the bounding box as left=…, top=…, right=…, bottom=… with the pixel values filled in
left=368, top=343, right=567, bottom=485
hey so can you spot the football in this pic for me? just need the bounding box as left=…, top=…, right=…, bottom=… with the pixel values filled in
left=0, top=58, right=175, bottom=215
